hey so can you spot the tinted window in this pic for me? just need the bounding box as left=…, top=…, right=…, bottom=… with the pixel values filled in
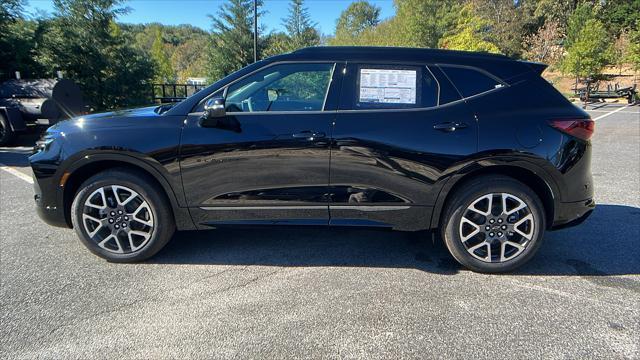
left=352, top=65, right=439, bottom=109
left=225, top=63, right=334, bottom=112
left=440, top=66, right=503, bottom=98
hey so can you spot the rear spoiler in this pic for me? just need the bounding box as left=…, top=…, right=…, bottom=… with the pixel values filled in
left=519, top=60, right=548, bottom=75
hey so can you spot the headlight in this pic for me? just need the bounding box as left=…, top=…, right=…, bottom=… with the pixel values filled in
left=33, top=133, right=60, bottom=153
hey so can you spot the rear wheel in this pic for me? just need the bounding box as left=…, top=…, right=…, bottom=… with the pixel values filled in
left=0, top=112, right=15, bottom=146
left=441, top=176, right=545, bottom=273
left=71, top=169, right=175, bottom=262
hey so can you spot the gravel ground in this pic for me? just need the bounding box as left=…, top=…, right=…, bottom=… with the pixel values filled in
left=1, top=103, right=638, bottom=359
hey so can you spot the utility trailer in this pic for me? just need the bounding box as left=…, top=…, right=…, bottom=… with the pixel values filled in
left=574, top=76, right=638, bottom=105
left=0, top=78, right=87, bottom=145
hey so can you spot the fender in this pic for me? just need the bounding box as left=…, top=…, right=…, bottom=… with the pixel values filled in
left=428, top=154, right=560, bottom=230
left=60, top=151, right=195, bottom=230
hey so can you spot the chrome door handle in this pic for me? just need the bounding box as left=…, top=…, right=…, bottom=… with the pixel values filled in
left=433, top=122, right=468, bottom=132
left=292, top=131, right=326, bottom=139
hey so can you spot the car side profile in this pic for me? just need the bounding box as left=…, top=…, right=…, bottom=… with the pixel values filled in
left=29, top=46, right=595, bottom=272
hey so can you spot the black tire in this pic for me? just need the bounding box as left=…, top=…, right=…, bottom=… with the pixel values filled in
left=441, top=175, right=546, bottom=273
left=71, top=169, right=175, bottom=262
left=0, top=112, right=15, bottom=146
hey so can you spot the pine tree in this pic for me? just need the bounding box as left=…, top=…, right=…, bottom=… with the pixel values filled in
left=282, top=0, right=319, bottom=50
left=206, top=0, right=263, bottom=81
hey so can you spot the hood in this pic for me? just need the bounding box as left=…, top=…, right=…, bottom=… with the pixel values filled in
left=48, top=105, right=161, bottom=133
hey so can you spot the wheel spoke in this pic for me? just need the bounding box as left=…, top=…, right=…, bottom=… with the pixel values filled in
left=468, top=194, right=493, bottom=216
left=513, top=214, right=534, bottom=240
left=130, top=202, right=153, bottom=227
left=502, top=193, right=527, bottom=216
left=459, top=216, right=481, bottom=242
left=98, top=234, right=123, bottom=253
left=82, top=214, right=104, bottom=238
left=112, top=185, right=137, bottom=206
left=85, top=188, right=107, bottom=210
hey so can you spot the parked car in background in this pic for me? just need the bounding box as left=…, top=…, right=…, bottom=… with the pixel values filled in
left=29, top=47, right=595, bottom=272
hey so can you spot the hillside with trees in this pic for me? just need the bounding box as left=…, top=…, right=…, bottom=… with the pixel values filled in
left=1, top=0, right=638, bottom=111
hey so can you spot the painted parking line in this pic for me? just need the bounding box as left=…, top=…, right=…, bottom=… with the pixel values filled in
left=0, top=163, right=33, bottom=184
left=592, top=105, right=631, bottom=121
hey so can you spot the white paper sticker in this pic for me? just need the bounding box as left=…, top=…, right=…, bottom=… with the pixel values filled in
left=359, top=69, right=417, bottom=104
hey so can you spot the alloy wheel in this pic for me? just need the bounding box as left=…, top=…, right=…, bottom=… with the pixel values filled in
left=458, top=193, right=534, bottom=263
left=81, top=185, right=154, bottom=254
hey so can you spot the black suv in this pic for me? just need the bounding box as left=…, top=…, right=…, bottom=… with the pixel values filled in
left=30, top=47, right=595, bottom=272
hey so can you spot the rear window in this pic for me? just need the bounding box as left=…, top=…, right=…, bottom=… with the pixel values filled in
left=354, top=64, right=439, bottom=109
left=440, top=65, right=504, bottom=98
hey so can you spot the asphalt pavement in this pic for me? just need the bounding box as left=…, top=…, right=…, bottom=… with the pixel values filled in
left=1, top=103, right=638, bottom=359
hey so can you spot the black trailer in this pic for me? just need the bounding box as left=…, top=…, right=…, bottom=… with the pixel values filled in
left=0, top=78, right=87, bottom=145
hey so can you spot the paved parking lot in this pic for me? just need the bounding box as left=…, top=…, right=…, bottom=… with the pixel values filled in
left=1, top=103, right=638, bottom=359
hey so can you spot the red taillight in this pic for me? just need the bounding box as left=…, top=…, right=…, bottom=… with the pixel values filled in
left=548, top=119, right=595, bottom=140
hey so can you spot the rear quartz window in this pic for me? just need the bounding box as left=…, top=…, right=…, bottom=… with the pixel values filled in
left=440, top=65, right=504, bottom=98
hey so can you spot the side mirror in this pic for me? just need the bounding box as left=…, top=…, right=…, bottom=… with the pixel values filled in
left=200, top=97, right=226, bottom=127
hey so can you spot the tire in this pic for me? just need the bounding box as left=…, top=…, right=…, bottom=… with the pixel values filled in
left=441, top=175, right=546, bottom=273
left=0, top=112, right=15, bottom=146
left=71, top=169, right=175, bottom=262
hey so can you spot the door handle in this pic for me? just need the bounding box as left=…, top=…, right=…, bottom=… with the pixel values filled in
left=292, top=130, right=326, bottom=139
left=433, top=122, right=468, bottom=132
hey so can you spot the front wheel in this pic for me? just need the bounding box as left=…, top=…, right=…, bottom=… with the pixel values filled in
left=71, top=169, right=175, bottom=262
left=441, top=176, right=546, bottom=273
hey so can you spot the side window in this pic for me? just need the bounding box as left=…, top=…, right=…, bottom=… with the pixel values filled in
left=353, top=65, right=438, bottom=109
left=439, top=65, right=504, bottom=98
left=225, top=63, right=334, bottom=112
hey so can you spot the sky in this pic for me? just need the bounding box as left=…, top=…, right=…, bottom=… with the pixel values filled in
left=25, top=0, right=397, bottom=35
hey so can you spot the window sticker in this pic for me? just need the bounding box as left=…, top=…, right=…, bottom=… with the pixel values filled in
left=359, top=69, right=417, bottom=104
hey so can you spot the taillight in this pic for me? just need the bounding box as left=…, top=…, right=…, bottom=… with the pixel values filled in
left=548, top=119, right=595, bottom=140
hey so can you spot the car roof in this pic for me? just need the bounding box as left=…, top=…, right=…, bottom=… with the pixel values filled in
left=268, top=46, right=534, bottom=82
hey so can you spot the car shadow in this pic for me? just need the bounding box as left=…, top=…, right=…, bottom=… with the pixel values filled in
left=151, top=204, right=640, bottom=279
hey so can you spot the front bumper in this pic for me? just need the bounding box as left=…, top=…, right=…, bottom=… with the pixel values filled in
left=552, top=198, right=595, bottom=230
left=33, top=174, right=69, bottom=228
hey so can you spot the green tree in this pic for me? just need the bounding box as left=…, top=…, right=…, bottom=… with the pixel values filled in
left=0, top=0, right=46, bottom=80
left=599, top=0, right=640, bottom=37
left=438, top=4, right=500, bottom=54
left=282, top=0, right=320, bottom=50
left=391, top=0, right=461, bottom=48
left=566, top=3, right=597, bottom=49
left=329, top=1, right=381, bottom=45
left=206, top=0, right=263, bottom=82
left=151, top=27, right=176, bottom=83
left=561, top=18, right=612, bottom=78
left=626, top=24, right=640, bottom=72
left=37, top=0, right=154, bottom=110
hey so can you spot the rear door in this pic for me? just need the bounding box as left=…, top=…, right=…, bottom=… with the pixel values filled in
left=328, top=62, right=478, bottom=230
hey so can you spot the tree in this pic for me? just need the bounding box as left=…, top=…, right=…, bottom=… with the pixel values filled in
left=0, top=0, right=45, bottom=80
left=171, top=37, right=209, bottom=82
left=206, top=0, right=263, bottom=81
left=523, top=20, right=564, bottom=66
left=37, top=0, right=154, bottom=110
left=330, top=1, right=380, bottom=45
left=282, top=0, right=320, bottom=50
left=599, top=0, right=640, bottom=38
left=438, top=3, right=500, bottom=54
left=561, top=19, right=612, bottom=78
left=626, top=24, right=640, bottom=72
left=391, top=0, right=461, bottom=48
left=151, top=27, right=176, bottom=83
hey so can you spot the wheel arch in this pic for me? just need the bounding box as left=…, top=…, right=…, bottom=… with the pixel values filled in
left=430, top=163, right=557, bottom=230
left=62, top=155, right=194, bottom=230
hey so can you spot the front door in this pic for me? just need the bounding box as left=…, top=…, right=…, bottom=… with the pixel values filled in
left=180, top=62, right=341, bottom=227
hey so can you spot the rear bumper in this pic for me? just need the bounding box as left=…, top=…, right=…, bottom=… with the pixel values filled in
left=552, top=198, right=595, bottom=230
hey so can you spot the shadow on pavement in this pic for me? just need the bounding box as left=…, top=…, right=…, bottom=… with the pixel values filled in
left=152, top=204, right=640, bottom=280
left=0, top=132, right=39, bottom=167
